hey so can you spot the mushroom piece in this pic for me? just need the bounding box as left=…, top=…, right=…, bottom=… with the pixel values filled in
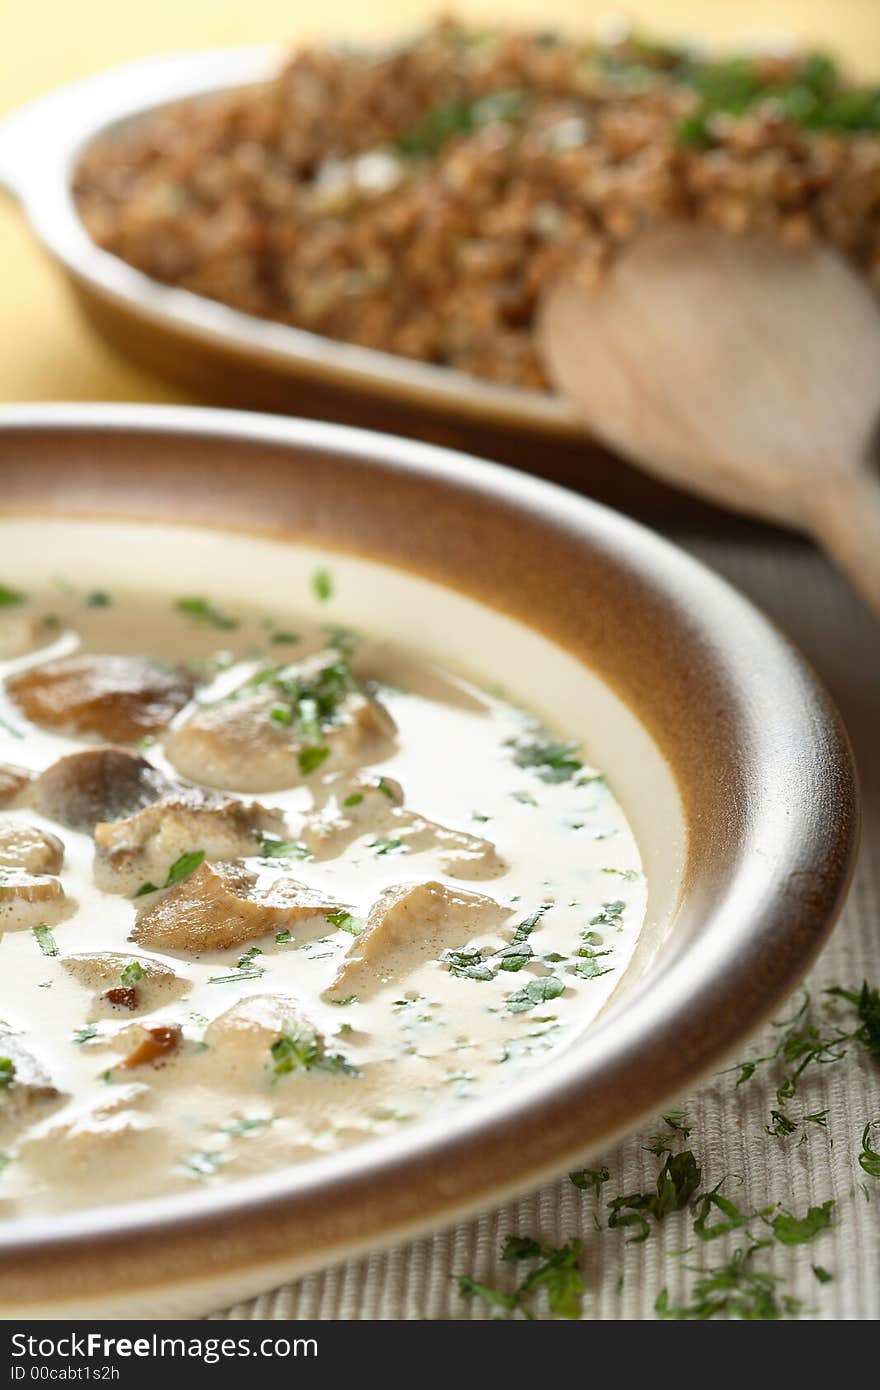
left=0, top=822, right=64, bottom=875
left=302, top=772, right=506, bottom=879
left=0, top=762, right=33, bottom=808
left=93, top=787, right=288, bottom=893
left=0, top=871, right=71, bottom=931
left=326, top=880, right=511, bottom=1000
left=6, top=653, right=196, bottom=742
left=0, top=1035, right=64, bottom=1138
left=30, top=747, right=169, bottom=832
left=131, top=860, right=345, bottom=951
left=16, top=1089, right=165, bottom=1194
left=164, top=649, right=396, bottom=792
left=63, top=951, right=188, bottom=1019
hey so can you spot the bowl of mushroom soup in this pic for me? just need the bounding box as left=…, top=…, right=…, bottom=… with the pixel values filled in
left=0, top=404, right=857, bottom=1317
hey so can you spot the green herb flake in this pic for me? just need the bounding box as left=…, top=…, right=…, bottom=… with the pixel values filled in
left=312, top=569, right=334, bottom=603
left=456, top=1235, right=584, bottom=1320
left=269, top=1022, right=359, bottom=1079
left=645, top=1109, right=692, bottom=1157
left=32, top=924, right=59, bottom=957
left=298, top=745, right=331, bottom=776
left=569, top=1166, right=610, bottom=1197
left=0, top=1057, right=15, bottom=1091
left=511, top=737, right=583, bottom=784
left=858, top=1120, right=880, bottom=1178
left=119, top=960, right=145, bottom=987
left=769, top=1199, right=835, bottom=1246
left=133, top=849, right=205, bottom=898
left=370, top=837, right=405, bottom=857
left=343, top=792, right=364, bottom=807
left=506, top=976, right=564, bottom=1013
left=608, top=1150, right=702, bottom=1243
left=73, top=1024, right=99, bottom=1045
left=443, top=948, right=496, bottom=982
left=813, top=1265, right=834, bottom=1284
left=84, top=590, right=112, bottom=608
left=590, top=899, right=625, bottom=929
left=258, top=835, right=312, bottom=861
left=269, top=701, right=293, bottom=726
left=221, top=1115, right=274, bottom=1137
left=0, top=585, right=25, bottom=608
left=326, top=910, right=361, bottom=935
left=174, top=596, right=238, bottom=630
left=656, top=1242, right=798, bottom=1320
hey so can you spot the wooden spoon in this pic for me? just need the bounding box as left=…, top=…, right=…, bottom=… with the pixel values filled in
left=538, top=224, right=880, bottom=616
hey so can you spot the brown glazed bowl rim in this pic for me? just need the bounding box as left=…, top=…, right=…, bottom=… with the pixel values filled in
left=0, top=47, right=583, bottom=438
left=0, top=404, right=858, bottom=1315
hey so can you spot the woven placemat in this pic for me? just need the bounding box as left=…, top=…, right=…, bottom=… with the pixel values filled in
left=212, top=535, right=879, bottom=1321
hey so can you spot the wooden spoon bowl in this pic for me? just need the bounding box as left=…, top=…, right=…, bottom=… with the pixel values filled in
left=539, top=224, right=880, bottom=615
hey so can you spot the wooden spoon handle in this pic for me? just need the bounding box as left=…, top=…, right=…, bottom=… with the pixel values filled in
left=810, top=472, right=880, bottom=618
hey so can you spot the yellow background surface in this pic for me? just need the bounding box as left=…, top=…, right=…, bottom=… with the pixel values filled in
left=1, top=0, right=878, bottom=406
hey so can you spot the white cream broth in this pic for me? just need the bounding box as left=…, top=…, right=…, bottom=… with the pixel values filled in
left=0, top=520, right=684, bottom=1219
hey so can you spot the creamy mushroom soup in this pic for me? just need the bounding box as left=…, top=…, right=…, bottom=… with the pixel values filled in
left=0, top=529, right=666, bottom=1219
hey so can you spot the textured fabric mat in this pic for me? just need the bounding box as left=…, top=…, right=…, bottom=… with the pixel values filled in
left=212, top=535, right=880, bottom=1320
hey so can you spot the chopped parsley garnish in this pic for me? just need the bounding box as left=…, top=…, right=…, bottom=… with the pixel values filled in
left=251, top=654, right=356, bottom=768
left=656, top=1242, right=800, bottom=1320
left=312, top=569, right=334, bottom=603
left=506, top=976, right=564, bottom=1012
left=769, top=1200, right=835, bottom=1246
left=326, top=910, right=362, bottom=935
left=32, top=924, right=59, bottom=957
left=0, top=585, right=24, bottom=608
left=119, top=960, right=145, bottom=987
left=208, top=945, right=265, bottom=985
left=174, top=595, right=238, bottom=630
left=133, top=849, right=205, bottom=898
left=258, top=835, right=312, bottom=861
left=370, top=837, right=405, bottom=856
left=510, top=737, right=583, bottom=783
left=221, top=1116, right=274, bottom=1137
left=298, top=745, right=331, bottom=776
left=456, top=1234, right=584, bottom=1320
left=858, top=1120, right=880, bottom=1178
left=274, top=929, right=293, bottom=945
left=0, top=1057, right=15, bottom=1091
left=825, top=981, right=880, bottom=1059
left=569, top=1166, right=610, bottom=1197
left=608, top=1150, right=702, bottom=1242
left=644, top=1109, right=691, bottom=1156
left=443, top=907, right=549, bottom=982
left=590, top=900, right=626, bottom=928
left=724, top=983, right=880, bottom=1131
left=443, top=948, right=496, bottom=982
left=72, top=1024, right=98, bottom=1045
left=84, top=590, right=112, bottom=608
left=270, top=631, right=300, bottom=645
left=237, top=946, right=263, bottom=971
left=343, top=792, right=364, bottom=807
left=813, top=1265, right=834, bottom=1284
left=269, top=1021, right=359, bottom=1079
